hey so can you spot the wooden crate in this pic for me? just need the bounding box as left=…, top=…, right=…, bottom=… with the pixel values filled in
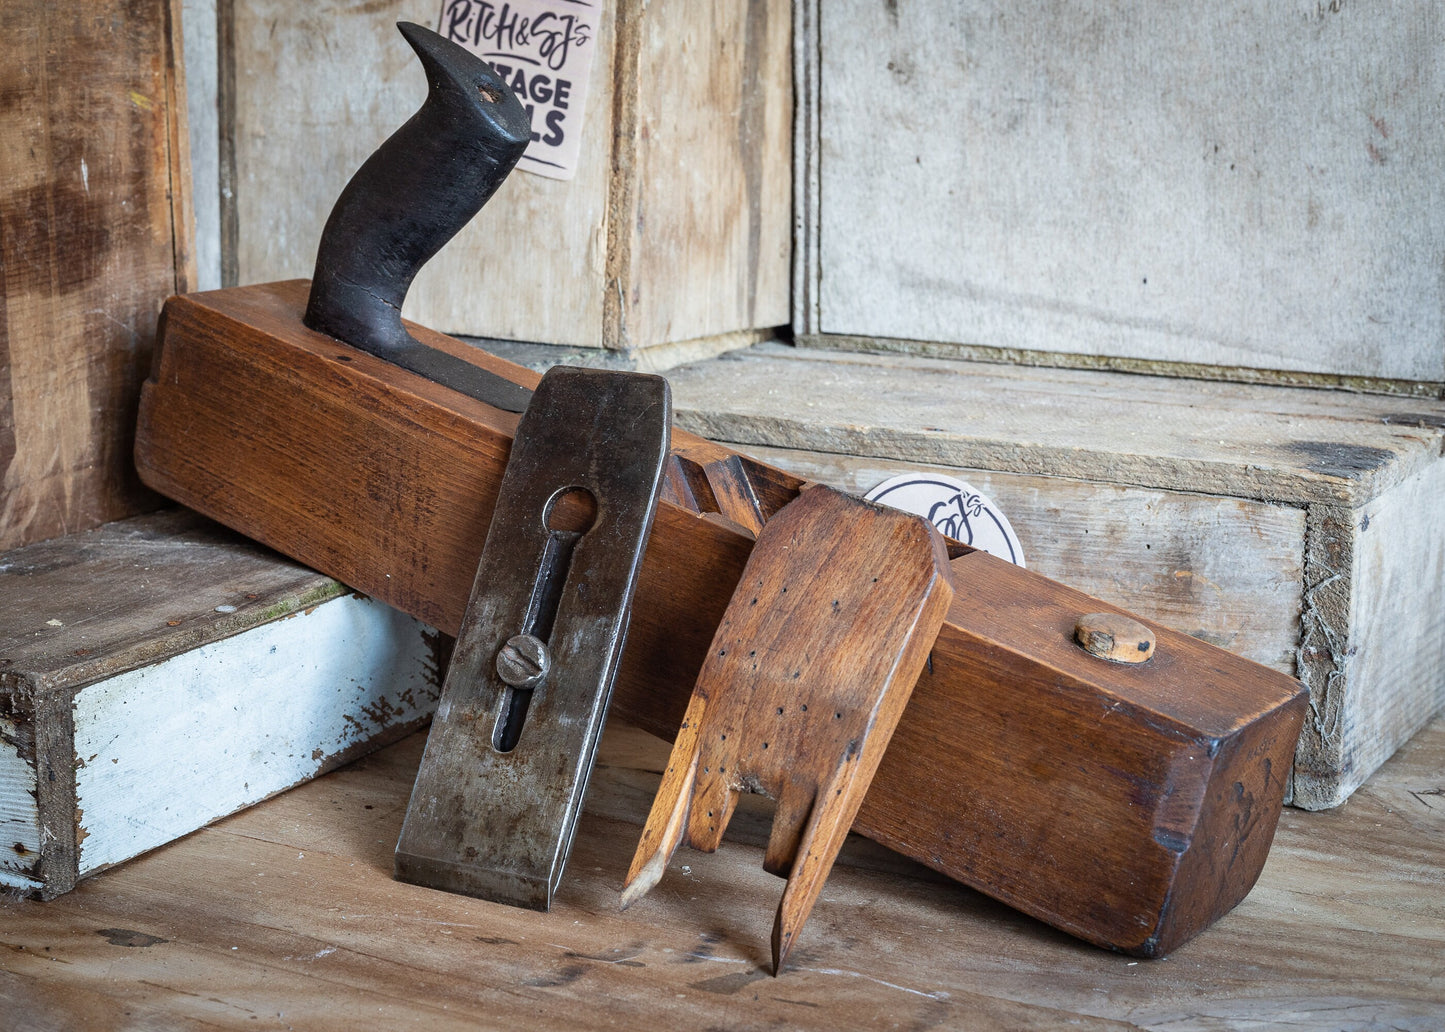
left=208, top=0, right=791, bottom=356
left=0, top=0, right=193, bottom=551
left=0, top=510, right=442, bottom=899
left=794, top=0, right=1445, bottom=394
left=666, top=345, right=1445, bottom=809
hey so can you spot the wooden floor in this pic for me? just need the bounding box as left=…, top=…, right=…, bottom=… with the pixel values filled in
left=3, top=714, right=1442, bottom=1031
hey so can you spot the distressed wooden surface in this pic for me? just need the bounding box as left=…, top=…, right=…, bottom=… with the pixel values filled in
left=667, top=346, right=1445, bottom=508
left=225, top=0, right=789, bottom=351
left=1345, top=461, right=1445, bottom=774
left=133, top=281, right=1307, bottom=954
left=1292, top=458, right=1445, bottom=809
left=69, top=595, right=440, bottom=878
left=1, top=715, right=1442, bottom=1030
left=800, top=0, right=1445, bottom=387
left=0, top=510, right=342, bottom=688
left=1, top=510, right=443, bottom=898
left=616, top=0, right=792, bottom=349
left=181, top=0, right=221, bottom=291
left=736, top=443, right=1306, bottom=672
left=0, top=0, right=192, bottom=550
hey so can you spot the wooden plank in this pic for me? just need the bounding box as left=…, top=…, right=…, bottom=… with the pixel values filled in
left=0, top=715, right=1441, bottom=1029
left=804, top=0, right=1445, bottom=387
left=617, top=0, right=792, bottom=348
left=70, top=593, right=438, bottom=877
left=0, top=510, right=339, bottom=688
left=1292, top=459, right=1445, bottom=809
left=1345, top=460, right=1445, bottom=783
left=224, top=0, right=789, bottom=352
left=666, top=346, right=1445, bottom=508
left=0, top=0, right=192, bottom=550
left=791, top=0, right=821, bottom=337
left=181, top=0, right=222, bottom=291
left=736, top=443, right=1307, bottom=672
left=0, top=510, right=444, bottom=898
left=0, top=713, right=43, bottom=892
left=132, top=281, right=1307, bottom=955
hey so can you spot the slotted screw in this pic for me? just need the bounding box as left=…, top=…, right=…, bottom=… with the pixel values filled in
left=496, top=633, right=550, bottom=688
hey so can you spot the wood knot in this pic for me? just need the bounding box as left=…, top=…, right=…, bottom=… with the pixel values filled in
left=1074, top=613, right=1155, bottom=664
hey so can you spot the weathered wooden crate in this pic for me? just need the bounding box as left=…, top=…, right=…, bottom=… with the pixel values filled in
left=666, top=345, right=1445, bottom=808
left=201, top=0, right=791, bottom=358
left=794, top=0, right=1445, bottom=394
left=0, top=510, right=442, bottom=899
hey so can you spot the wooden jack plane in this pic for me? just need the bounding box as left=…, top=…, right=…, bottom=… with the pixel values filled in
left=134, top=24, right=1307, bottom=963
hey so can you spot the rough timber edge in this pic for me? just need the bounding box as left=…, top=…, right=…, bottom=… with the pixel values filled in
left=0, top=691, right=76, bottom=898
left=1290, top=504, right=1355, bottom=810
left=0, top=712, right=45, bottom=893
left=792, top=0, right=822, bottom=337
left=800, top=333, right=1445, bottom=401
left=462, top=326, right=778, bottom=376
left=600, top=0, right=643, bottom=351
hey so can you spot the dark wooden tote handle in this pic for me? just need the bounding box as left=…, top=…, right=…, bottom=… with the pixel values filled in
left=303, top=22, right=534, bottom=412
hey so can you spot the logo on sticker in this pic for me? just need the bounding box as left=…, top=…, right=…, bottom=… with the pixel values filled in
left=865, top=474, right=1025, bottom=566
left=438, top=0, right=599, bottom=181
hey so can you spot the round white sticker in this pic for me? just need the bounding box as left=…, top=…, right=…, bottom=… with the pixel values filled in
left=864, top=473, right=1025, bottom=567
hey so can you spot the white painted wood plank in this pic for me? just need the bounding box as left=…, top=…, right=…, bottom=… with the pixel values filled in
left=811, top=1, right=1445, bottom=383
left=740, top=443, right=1307, bottom=673
left=73, top=595, right=439, bottom=876
left=0, top=716, right=43, bottom=892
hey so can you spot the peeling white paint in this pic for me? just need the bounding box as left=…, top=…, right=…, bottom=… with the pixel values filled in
left=73, top=594, right=440, bottom=876
left=0, top=716, right=44, bottom=891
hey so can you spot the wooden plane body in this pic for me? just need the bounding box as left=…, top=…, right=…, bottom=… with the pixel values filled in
left=135, top=281, right=1308, bottom=957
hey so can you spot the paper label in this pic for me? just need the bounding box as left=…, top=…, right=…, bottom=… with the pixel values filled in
left=865, top=473, right=1026, bottom=567
left=437, top=0, right=600, bottom=181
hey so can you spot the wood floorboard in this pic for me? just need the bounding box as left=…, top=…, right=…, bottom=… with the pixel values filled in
left=3, top=718, right=1441, bottom=1031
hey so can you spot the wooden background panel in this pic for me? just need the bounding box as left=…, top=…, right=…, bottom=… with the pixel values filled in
left=0, top=0, right=190, bottom=551
left=228, top=0, right=623, bottom=349
left=228, top=0, right=615, bottom=348
left=622, top=0, right=792, bottom=348
left=740, top=443, right=1305, bottom=673
left=806, top=0, right=1445, bottom=385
